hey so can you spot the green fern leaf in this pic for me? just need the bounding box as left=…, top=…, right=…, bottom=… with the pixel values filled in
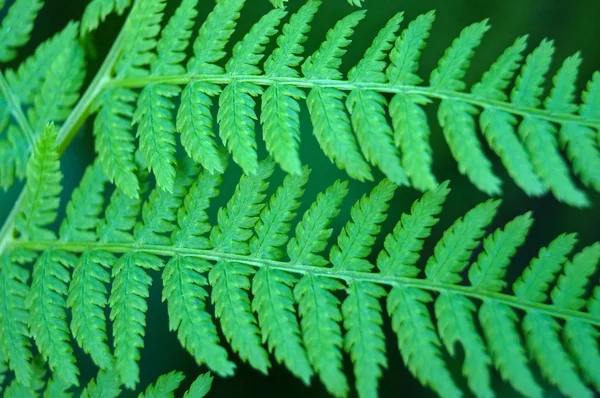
left=115, top=0, right=165, bottom=79
left=0, top=251, right=35, bottom=387
left=251, top=169, right=312, bottom=383
left=176, top=0, right=245, bottom=174
left=0, top=0, right=43, bottom=62
left=425, top=199, right=499, bottom=284
left=177, top=82, right=225, bottom=174
left=479, top=301, right=543, bottom=398
left=435, top=293, right=493, bottom=398
left=286, top=180, right=349, bottom=396
left=303, top=11, right=365, bottom=79
left=388, top=286, right=462, bottom=398
left=348, top=15, right=408, bottom=188
left=331, top=179, right=396, bottom=272
left=288, top=180, right=348, bottom=266
left=517, top=236, right=596, bottom=397
left=26, top=31, right=85, bottom=136
left=110, top=252, right=161, bottom=389
left=163, top=169, right=235, bottom=377
left=1, top=22, right=79, bottom=176
left=183, top=372, right=213, bottom=398
left=26, top=250, right=79, bottom=387
left=138, top=370, right=184, bottom=398
left=472, top=36, right=545, bottom=196
left=209, top=161, right=273, bottom=373
left=468, top=212, right=533, bottom=291
left=5, top=21, right=77, bottom=102
left=387, top=12, right=437, bottom=190
left=16, top=124, right=62, bottom=241
left=295, top=274, right=347, bottom=397
left=218, top=10, right=286, bottom=174
left=67, top=250, right=114, bottom=370
left=81, top=0, right=132, bottom=34
left=512, top=40, right=588, bottom=206
left=433, top=21, right=502, bottom=194
left=97, top=183, right=143, bottom=244
left=431, top=20, right=490, bottom=90
left=187, top=0, right=245, bottom=74
left=42, top=377, right=71, bottom=398
left=134, top=0, right=197, bottom=192
left=80, top=368, right=122, bottom=398
left=2, top=355, right=45, bottom=398
left=551, top=243, right=600, bottom=310
left=262, top=0, right=321, bottom=174
left=555, top=68, right=600, bottom=191
left=304, top=11, right=372, bottom=181
left=59, top=162, right=107, bottom=242
left=342, top=281, right=386, bottom=398
left=563, top=285, right=600, bottom=391
left=524, top=312, right=593, bottom=398
left=94, top=88, right=140, bottom=198
left=377, top=181, right=450, bottom=276
left=513, top=233, right=577, bottom=302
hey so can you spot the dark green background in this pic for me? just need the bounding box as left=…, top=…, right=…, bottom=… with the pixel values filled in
left=1, top=0, right=599, bottom=396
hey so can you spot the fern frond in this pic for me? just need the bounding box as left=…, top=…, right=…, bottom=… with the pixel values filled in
left=134, top=0, right=197, bottom=192
left=377, top=181, right=449, bottom=276
left=80, top=368, right=122, bottom=398
left=387, top=11, right=437, bottom=190
left=67, top=251, right=114, bottom=370
left=138, top=370, right=184, bottom=398
left=0, top=250, right=35, bottom=387
left=59, top=162, right=107, bottom=243
left=7, top=146, right=600, bottom=397
left=109, top=252, right=160, bottom=389
left=513, top=40, right=589, bottom=207
left=0, top=0, right=43, bottom=62
left=555, top=68, right=600, bottom=191
left=468, top=212, right=533, bottom=291
left=425, top=199, right=499, bottom=284
left=75, top=2, right=600, bottom=204
left=389, top=285, right=462, bottom=397
left=163, top=170, right=235, bottom=376
left=2, top=355, right=45, bottom=397
left=26, top=30, right=86, bottom=135
left=183, top=372, right=213, bottom=398
left=262, top=0, right=320, bottom=174
left=218, top=9, right=286, bottom=175
left=209, top=161, right=273, bottom=373
left=176, top=0, right=244, bottom=174
left=16, top=124, right=62, bottom=241
left=289, top=181, right=349, bottom=397
left=81, top=0, right=133, bottom=35
left=115, top=0, right=165, bottom=79
left=42, top=377, right=71, bottom=398
left=26, top=250, right=79, bottom=387
left=304, top=12, right=372, bottom=181
left=479, top=301, right=543, bottom=397
left=251, top=169, right=312, bottom=384
left=348, top=13, right=408, bottom=186
left=94, top=88, right=139, bottom=198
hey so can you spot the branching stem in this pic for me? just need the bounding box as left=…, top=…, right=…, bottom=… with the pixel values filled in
left=109, top=73, right=600, bottom=129
left=10, top=239, right=600, bottom=328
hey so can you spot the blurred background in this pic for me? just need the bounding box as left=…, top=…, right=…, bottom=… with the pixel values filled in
left=1, top=0, right=600, bottom=396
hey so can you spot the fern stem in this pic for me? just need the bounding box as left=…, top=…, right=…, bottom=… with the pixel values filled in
left=108, top=74, right=600, bottom=129
left=0, top=70, right=35, bottom=147
left=0, top=10, right=129, bottom=257
left=10, top=239, right=600, bottom=327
